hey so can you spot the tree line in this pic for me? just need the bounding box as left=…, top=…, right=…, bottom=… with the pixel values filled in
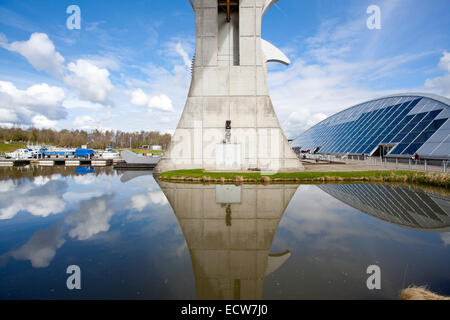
left=0, top=127, right=172, bottom=150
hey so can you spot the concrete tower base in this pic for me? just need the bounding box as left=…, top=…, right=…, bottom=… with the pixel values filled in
left=156, top=0, right=303, bottom=173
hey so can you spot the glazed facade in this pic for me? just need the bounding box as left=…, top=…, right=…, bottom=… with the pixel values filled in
left=293, top=94, right=450, bottom=159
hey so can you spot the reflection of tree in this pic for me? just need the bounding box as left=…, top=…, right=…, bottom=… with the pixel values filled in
left=158, top=182, right=297, bottom=300
left=0, top=166, right=116, bottom=183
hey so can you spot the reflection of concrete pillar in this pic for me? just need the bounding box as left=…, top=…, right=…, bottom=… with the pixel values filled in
left=158, top=181, right=298, bottom=300
left=156, top=1, right=303, bottom=173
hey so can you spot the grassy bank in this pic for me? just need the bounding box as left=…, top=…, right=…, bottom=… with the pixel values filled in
left=0, top=143, right=26, bottom=153
left=158, top=169, right=449, bottom=189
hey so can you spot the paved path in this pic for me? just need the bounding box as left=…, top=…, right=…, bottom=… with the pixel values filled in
left=302, top=160, right=447, bottom=173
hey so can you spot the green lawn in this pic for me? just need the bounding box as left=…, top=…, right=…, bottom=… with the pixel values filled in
left=159, top=169, right=449, bottom=189
left=0, top=143, right=26, bottom=153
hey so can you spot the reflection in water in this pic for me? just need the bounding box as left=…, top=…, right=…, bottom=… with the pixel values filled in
left=157, top=181, right=297, bottom=300
left=319, top=184, right=450, bottom=231
left=1, top=165, right=449, bottom=299
left=119, top=170, right=154, bottom=183
left=75, top=166, right=94, bottom=175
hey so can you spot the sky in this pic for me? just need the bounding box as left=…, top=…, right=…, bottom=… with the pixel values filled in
left=0, top=0, right=449, bottom=138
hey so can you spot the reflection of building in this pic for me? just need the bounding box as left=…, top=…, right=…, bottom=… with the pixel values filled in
left=156, top=0, right=302, bottom=173
left=158, top=181, right=297, bottom=300
left=293, top=94, right=450, bottom=160
left=319, top=184, right=450, bottom=231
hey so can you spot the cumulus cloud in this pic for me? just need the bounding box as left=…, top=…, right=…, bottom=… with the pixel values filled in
left=32, top=115, right=58, bottom=129
left=438, top=51, right=450, bottom=72
left=0, top=32, right=115, bottom=111
left=441, top=232, right=450, bottom=246
left=0, top=180, right=67, bottom=220
left=33, top=174, right=61, bottom=186
left=64, top=59, right=114, bottom=105
left=423, top=51, right=450, bottom=97
left=65, top=195, right=114, bottom=240
left=72, top=115, right=98, bottom=130
left=62, top=98, right=105, bottom=111
left=0, top=81, right=66, bottom=125
left=8, top=225, right=66, bottom=268
left=130, top=188, right=168, bottom=211
left=0, top=33, right=65, bottom=77
left=130, top=89, right=175, bottom=112
left=284, top=110, right=328, bottom=139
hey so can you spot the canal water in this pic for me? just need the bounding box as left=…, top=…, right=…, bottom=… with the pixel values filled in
left=0, top=166, right=449, bottom=300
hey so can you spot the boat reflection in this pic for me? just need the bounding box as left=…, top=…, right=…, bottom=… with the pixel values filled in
left=157, top=181, right=297, bottom=300
left=318, top=184, right=450, bottom=231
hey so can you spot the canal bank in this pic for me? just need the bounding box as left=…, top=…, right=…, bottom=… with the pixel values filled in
left=158, top=169, right=449, bottom=189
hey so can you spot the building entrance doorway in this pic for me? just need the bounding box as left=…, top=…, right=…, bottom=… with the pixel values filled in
left=371, top=144, right=396, bottom=158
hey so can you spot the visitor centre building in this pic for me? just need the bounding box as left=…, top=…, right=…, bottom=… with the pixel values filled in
left=292, top=94, right=450, bottom=160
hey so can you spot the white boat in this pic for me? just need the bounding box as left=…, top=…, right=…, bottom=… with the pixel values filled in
left=5, top=148, right=33, bottom=159
left=100, top=148, right=121, bottom=160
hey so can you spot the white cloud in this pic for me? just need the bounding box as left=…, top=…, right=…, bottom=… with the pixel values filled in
left=8, top=225, right=66, bottom=268
left=175, top=42, right=191, bottom=68
left=72, top=115, right=98, bottom=130
left=0, top=180, right=67, bottom=220
left=64, top=59, right=114, bottom=105
left=148, top=94, right=174, bottom=112
left=423, top=51, right=450, bottom=97
left=0, top=81, right=66, bottom=125
left=130, top=188, right=168, bottom=211
left=65, top=195, right=114, bottom=240
left=62, top=98, right=104, bottom=111
left=1, top=33, right=64, bottom=77
left=0, top=180, right=16, bottom=193
left=33, top=174, right=60, bottom=186
left=438, top=51, right=450, bottom=72
left=130, top=88, right=148, bottom=107
left=129, top=89, right=175, bottom=112
left=0, top=194, right=66, bottom=220
left=441, top=232, right=450, bottom=246
left=32, top=115, right=58, bottom=129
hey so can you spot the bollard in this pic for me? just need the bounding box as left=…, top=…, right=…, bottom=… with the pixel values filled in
left=424, top=159, right=427, bottom=172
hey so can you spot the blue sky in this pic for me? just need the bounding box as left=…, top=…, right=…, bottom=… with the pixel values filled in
left=0, top=0, right=449, bottom=137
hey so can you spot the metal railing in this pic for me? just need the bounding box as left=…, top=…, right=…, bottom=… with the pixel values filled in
left=299, top=153, right=450, bottom=173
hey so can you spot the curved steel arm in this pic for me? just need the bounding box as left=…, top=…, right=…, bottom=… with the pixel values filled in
left=261, top=38, right=291, bottom=66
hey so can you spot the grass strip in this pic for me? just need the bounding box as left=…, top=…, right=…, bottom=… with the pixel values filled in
left=158, top=169, right=449, bottom=189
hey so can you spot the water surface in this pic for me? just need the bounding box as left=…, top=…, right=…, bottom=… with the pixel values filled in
left=0, top=166, right=449, bottom=299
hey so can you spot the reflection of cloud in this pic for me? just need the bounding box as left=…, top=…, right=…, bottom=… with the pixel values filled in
left=130, top=188, right=168, bottom=211
left=33, top=174, right=61, bottom=186
left=0, top=180, right=15, bottom=192
left=63, top=190, right=105, bottom=203
left=280, top=185, right=419, bottom=246
left=441, top=233, right=450, bottom=246
left=65, top=195, right=114, bottom=240
left=8, top=225, right=65, bottom=268
left=72, top=175, right=96, bottom=185
left=0, top=180, right=67, bottom=220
